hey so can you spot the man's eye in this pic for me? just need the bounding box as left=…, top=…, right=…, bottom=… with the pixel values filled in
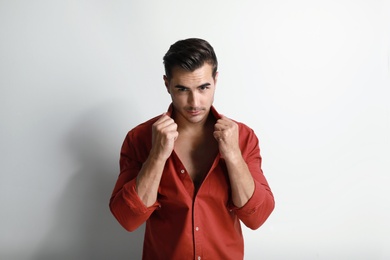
left=199, top=86, right=208, bottom=91
left=178, top=88, right=187, bottom=92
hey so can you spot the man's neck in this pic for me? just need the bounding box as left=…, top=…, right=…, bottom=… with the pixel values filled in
left=175, top=112, right=215, bottom=136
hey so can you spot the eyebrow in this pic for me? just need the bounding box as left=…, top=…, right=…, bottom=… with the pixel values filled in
left=174, top=83, right=211, bottom=89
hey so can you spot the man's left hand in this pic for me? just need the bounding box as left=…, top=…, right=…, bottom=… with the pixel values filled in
left=213, top=115, right=241, bottom=160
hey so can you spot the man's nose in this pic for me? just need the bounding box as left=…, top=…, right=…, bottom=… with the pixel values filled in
left=188, top=91, right=199, bottom=107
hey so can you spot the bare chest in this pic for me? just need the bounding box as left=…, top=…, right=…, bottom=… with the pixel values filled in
left=174, top=137, right=218, bottom=188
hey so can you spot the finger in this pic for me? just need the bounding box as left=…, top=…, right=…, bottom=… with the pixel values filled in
left=171, top=130, right=179, bottom=141
left=214, top=124, right=222, bottom=131
left=156, top=113, right=171, bottom=123
left=214, top=120, right=227, bottom=130
left=155, top=115, right=176, bottom=129
left=216, top=118, right=237, bottom=133
left=213, top=131, right=224, bottom=142
left=215, top=122, right=230, bottom=132
left=216, top=118, right=230, bottom=128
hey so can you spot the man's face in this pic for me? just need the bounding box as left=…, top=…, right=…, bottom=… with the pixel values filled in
left=164, top=63, right=218, bottom=125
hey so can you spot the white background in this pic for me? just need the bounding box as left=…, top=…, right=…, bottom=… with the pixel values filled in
left=1, top=1, right=389, bottom=259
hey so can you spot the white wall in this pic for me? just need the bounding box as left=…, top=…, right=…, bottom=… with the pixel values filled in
left=1, top=1, right=389, bottom=259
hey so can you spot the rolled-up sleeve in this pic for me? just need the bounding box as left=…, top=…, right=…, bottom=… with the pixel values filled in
left=233, top=127, right=275, bottom=229
left=109, top=131, right=159, bottom=232
left=110, top=178, right=159, bottom=231
left=234, top=178, right=274, bottom=230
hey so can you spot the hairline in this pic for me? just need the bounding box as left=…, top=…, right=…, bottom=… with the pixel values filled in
left=165, top=61, right=218, bottom=81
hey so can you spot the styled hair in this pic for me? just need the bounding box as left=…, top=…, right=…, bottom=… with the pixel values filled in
left=163, top=38, right=218, bottom=80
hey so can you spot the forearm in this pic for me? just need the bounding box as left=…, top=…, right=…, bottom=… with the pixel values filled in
left=109, top=154, right=166, bottom=231
left=136, top=155, right=166, bottom=207
left=224, top=153, right=255, bottom=208
left=135, top=113, right=177, bottom=207
left=227, top=153, right=275, bottom=229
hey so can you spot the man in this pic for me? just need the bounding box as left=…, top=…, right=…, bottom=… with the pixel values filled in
left=109, top=38, right=275, bottom=260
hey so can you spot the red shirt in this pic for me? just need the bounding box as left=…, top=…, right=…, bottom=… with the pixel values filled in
left=110, top=105, right=275, bottom=260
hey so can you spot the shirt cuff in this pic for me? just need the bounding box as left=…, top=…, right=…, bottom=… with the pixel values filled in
left=122, top=178, right=160, bottom=215
left=232, top=180, right=265, bottom=215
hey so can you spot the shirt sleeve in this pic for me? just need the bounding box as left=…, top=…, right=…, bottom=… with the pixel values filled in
left=232, top=127, right=275, bottom=230
left=109, top=131, right=160, bottom=232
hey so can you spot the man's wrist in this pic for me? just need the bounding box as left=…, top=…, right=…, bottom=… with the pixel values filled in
left=223, top=149, right=243, bottom=164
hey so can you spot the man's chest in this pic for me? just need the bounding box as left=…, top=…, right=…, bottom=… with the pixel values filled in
left=174, top=138, right=219, bottom=189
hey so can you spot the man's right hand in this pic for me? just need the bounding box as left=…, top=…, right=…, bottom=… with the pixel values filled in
left=150, top=113, right=178, bottom=161
left=135, top=114, right=178, bottom=207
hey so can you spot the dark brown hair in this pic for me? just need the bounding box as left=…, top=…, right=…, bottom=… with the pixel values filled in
left=163, top=38, right=218, bottom=80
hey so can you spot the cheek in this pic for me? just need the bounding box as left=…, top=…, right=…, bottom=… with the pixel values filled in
left=170, top=93, right=185, bottom=104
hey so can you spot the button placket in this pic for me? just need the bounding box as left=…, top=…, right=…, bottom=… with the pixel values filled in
left=193, top=200, right=202, bottom=260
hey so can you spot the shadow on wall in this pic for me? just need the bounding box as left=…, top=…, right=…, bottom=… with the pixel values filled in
left=32, top=101, right=145, bottom=260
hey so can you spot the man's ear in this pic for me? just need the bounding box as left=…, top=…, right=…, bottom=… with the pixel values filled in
left=163, top=75, right=170, bottom=94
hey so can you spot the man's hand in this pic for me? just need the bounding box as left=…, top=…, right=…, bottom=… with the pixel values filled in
left=150, top=113, right=179, bottom=161
left=135, top=113, right=178, bottom=207
left=214, top=115, right=255, bottom=207
left=213, top=115, right=241, bottom=160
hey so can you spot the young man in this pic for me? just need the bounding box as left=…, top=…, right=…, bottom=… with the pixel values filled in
left=109, top=38, right=275, bottom=260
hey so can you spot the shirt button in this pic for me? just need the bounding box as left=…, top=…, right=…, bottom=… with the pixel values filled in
left=195, top=227, right=199, bottom=231
left=198, top=257, right=201, bottom=260
left=180, top=169, right=185, bottom=174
